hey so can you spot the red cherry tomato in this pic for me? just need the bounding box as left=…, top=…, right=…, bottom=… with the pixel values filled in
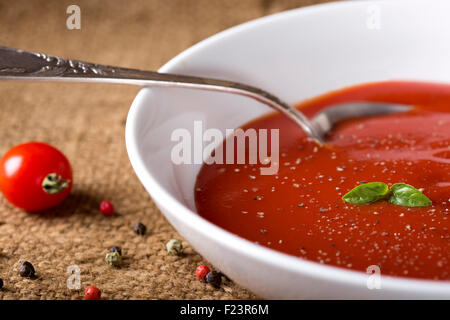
left=0, top=142, right=73, bottom=212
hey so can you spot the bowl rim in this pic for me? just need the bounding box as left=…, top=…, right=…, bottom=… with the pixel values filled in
left=125, top=0, right=450, bottom=296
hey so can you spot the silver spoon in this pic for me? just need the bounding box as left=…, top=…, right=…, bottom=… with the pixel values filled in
left=0, top=46, right=410, bottom=144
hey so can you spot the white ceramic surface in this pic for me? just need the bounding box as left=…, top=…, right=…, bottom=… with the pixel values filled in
left=126, top=0, right=450, bottom=299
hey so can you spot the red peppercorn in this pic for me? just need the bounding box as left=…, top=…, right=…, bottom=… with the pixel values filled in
left=195, top=265, right=210, bottom=281
left=84, top=286, right=101, bottom=300
left=100, top=201, right=114, bottom=216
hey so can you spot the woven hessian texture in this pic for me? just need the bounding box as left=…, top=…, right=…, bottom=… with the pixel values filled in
left=0, top=0, right=332, bottom=299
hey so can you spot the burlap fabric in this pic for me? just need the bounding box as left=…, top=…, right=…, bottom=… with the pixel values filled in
left=0, top=0, right=332, bottom=299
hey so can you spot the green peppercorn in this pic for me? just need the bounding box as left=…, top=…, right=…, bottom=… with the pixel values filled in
left=19, top=261, right=35, bottom=278
left=105, top=251, right=122, bottom=267
left=205, top=271, right=222, bottom=288
left=109, top=246, right=122, bottom=256
left=134, top=222, right=146, bottom=235
left=166, top=239, right=183, bottom=255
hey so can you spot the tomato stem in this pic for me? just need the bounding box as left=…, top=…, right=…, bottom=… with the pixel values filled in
left=42, top=173, right=70, bottom=194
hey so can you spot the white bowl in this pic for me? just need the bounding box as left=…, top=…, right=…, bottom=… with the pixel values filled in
left=126, top=0, right=450, bottom=299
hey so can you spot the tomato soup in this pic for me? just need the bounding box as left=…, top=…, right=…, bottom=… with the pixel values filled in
left=194, top=81, right=450, bottom=280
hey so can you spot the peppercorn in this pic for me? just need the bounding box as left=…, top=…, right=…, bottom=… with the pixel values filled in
left=195, top=265, right=210, bottom=281
left=205, top=271, right=222, bottom=288
left=105, top=251, right=122, bottom=267
left=84, top=286, right=101, bottom=300
left=18, top=261, right=35, bottom=278
left=166, top=239, right=183, bottom=255
left=100, top=200, right=114, bottom=216
left=134, top=222, right=146, bottom=235
left=109, top=246, right=122, bottom=256
left=0, top=278, right=3, bottom=289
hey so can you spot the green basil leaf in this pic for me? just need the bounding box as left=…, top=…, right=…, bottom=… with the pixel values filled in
left=342, top=182, right=389, bottom=204
left=388, top=183, right=432, bottom=207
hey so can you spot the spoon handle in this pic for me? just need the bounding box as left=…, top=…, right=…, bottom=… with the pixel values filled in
left=0, top=46, right=258, bottom=88
left=0, top=46, right=323, bottom=143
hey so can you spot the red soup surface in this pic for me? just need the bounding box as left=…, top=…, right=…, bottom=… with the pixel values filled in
left=195, top=81, right=450, bottom=280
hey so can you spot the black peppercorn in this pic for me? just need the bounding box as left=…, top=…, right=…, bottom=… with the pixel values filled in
left=134, top=222, right=146, bottom=235
left=109, top=246, right=122, bottom=256
left=205, top=271, right=222, bottom=288
left=0, top=278, right=3, bottom=289
left=19, top=261, right=35, bottom=278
